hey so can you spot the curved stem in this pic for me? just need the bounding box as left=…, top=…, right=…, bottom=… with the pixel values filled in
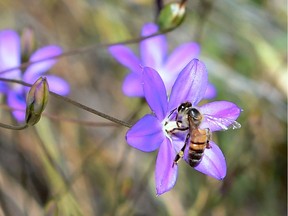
left=0, top=77, right=132, bottom=128
left=45, top=114, right=120, bottom=127
left=155, top=0, right=164, bottom=17
left=50, top=92, right=132, bottom=128
left=0, top=122, right=28, bottom=130
left=0, top=29, right=171, bottom=76
left=180, top=0, right=188, bottom=6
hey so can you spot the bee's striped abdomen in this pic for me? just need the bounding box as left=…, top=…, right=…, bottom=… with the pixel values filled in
left=188, top=129, right=209, bottom=167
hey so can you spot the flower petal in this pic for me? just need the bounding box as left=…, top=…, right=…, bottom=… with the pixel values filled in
left=0, top=82, right=9, bottom=93
left=122, top=73, right=144, bottom=97
left=7, top=90, right=26, bottom=122
left=143, top=67, right=168, bottom=120
left=171, top=133, right=186, bottom=153
left=198, top=101, right=242, bottom=131
left=140, top=23, right=167, bottom=68
left=23, top=45, right=62, bottom=82
left=169, top=59, right=208, bottom=110
left=192, top=141, right=226, bottom=180
left=164, top=42, right=200, bottom=75
left=156, top=138, right=178, bottom=195
left=108, top=45, right=142, bottom=73
left=45, top=75, right=70, bottom=95
left=0, top=29, right=21, bottom=79
left=203, top=82, right=217, bottom=100
left=126, top=114, right=164, bottom=152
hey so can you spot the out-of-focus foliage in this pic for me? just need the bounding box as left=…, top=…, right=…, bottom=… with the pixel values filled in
left=0, top=0, right=286, bottom=215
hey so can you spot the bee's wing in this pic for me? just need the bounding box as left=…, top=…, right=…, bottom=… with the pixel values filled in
left=202, top=114, right=241, bottom=131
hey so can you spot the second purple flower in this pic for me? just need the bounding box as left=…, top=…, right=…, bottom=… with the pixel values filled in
left=109, top=23, right=216, bottom=99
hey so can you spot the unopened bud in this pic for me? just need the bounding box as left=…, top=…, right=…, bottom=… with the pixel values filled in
left=25, top=77, right=49, bottom=126
left=157, top=3, right=186, bottom=31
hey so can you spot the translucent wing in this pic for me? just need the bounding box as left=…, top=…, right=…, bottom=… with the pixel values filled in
left=202, top=114, right=241, bottom=131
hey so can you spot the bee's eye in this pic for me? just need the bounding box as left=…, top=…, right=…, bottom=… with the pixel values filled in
left=178, top=105, right=184, bottom=112
left=190, top=108, right=201, bottom=120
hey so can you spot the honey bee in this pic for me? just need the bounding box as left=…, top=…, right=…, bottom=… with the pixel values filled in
left=170, top=101, right=241, bottom=167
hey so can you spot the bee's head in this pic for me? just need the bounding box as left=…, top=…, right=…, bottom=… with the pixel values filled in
left=177, top=102, right=192, bottom=114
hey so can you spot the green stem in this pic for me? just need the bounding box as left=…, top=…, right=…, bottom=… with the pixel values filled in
left=180, top=0, right=188, bottom=7
left=50, top=92, right=132, bottom=128
left=0, top=29, right=171, bottom=76
left=0, top=77, right=132, bottom=128
left=0, top=122, right=28, bottom=130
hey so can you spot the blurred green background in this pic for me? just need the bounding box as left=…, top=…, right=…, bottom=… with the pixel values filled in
left=0, top=0, right=286, bottom=215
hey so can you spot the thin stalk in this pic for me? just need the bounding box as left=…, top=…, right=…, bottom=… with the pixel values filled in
left=155, top=0, right=164, bottom=16
left=0, top=122, right=28, bottom=130
left=180, top=0, right=188, bottom=7
left=0, top=103, right=120, bottom=127
left=0, top=77, right=132, bottom=128
left=50, top=92, right=132, bottom=128
left=0, top=29, right=171, bottom=76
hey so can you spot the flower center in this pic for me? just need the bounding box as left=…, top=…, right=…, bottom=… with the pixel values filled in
left=163, top=120, right=178, bottom=135
left=162, top=117, right=188, bottom=155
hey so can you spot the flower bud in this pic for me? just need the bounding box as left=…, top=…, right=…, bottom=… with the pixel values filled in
left=157, top=2, right=186, bottom=31
left=25, top=77, right=49, bottom=126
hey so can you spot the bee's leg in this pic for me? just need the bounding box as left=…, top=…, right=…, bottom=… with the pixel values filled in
left=169, top=126, right=188, bottom=134
left=206, top=128, right=212, bottom=149
left=167, top=107, right=177, bottom=118
left=172, top=133, right=190, bottom=167
left=167, top=108, right=182, bottom=128
left=206, top=141, right=211, bottom=149
left=176, top=117, right=182, bottom=127
left=172, top=151, right=184, bottom=167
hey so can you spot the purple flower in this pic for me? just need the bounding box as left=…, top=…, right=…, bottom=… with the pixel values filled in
left=0, top=29, right=69, bottom=121
left=109, top=23, right=216, bottom=99
left=126, top=59, right=241, bottom=195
